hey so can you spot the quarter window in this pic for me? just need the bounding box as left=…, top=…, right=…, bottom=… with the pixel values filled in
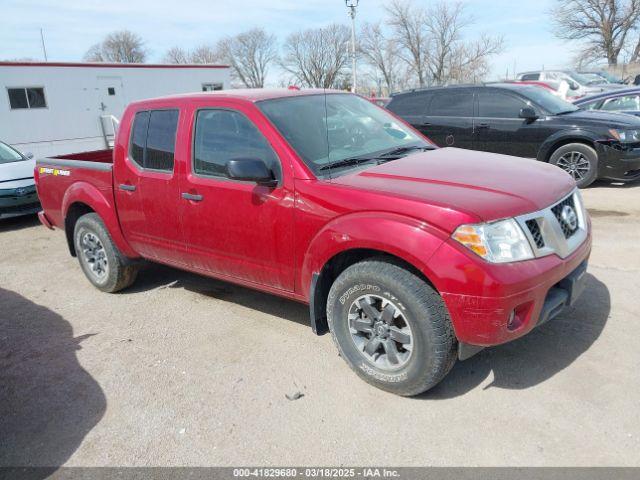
left=429, top=92, right=473, bottom=117
left=128, top=109, right=179, bottom=172
left=193, top=109, right=279, bottom=179
left=478, top=92, right=528, bottom=118
left=7, top=87, right=46, bottom=109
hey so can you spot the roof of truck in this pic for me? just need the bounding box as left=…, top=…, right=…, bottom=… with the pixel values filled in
left=138, top=88, right=346, bottom=105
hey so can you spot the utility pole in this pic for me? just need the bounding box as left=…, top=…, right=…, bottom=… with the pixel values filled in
left=40, top=28, right=48, bottom=61
left=345, top=0, right=359, bottom=93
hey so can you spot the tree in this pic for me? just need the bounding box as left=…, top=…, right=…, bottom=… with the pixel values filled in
left=84, top=30, right=147, bottom=63
left=281, top=24, right=351, bottom=88
left=385, top=0, right=429, bottom=86
left=162, top=45, right=220, bottom=64
left=425, top=2, right=503, bottom=84
left=358, top=22, right=400, bottom=94
left=552, top=0, right=640, bottom=66
left=217, top=28, right=278, bottom=88
left=162, top=47, right=189, bottom=64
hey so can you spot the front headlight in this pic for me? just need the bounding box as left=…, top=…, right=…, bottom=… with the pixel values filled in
left=452, top=218, right=534, bottom=263
left=609, top=129, right=640, bottom=143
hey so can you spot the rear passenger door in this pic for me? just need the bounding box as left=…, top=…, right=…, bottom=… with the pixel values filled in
left=113, top=108, right=187, bottom=263
left=474, top=90, right=543, bottom=158
left=421, top=90, right=474, bottom=149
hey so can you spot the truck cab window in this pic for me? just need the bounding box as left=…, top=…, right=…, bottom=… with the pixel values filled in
left=145, top=110, right=179, bottom=171
left=128, top=109, right=178, bottom=172
left=193, top=109, right=280, bottom=179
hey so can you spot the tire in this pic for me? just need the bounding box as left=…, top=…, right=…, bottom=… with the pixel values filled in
left=327, top=259, right=457, bottom=396
left=549, top=143, right=598, bottom=188
left=73, top=212, right=139, bottom=293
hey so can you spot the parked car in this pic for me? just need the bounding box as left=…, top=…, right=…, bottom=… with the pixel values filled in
left=386, top=83, right=640, bottom=187
left=35, top=89, right=592, bottom=396
left=573, top=88, right=640, bottom=117
left=516, top=70, right=620, bottom=98
left=507, top=80, right=570, bottom=99
left=579, top=71, right=626, bottom=85
left=0, top=141, right=40, bottom=219
left=367, top=96, right=391, bottom=107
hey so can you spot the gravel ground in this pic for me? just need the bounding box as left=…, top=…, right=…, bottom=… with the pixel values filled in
left=1, top=180, right=639, bottom=467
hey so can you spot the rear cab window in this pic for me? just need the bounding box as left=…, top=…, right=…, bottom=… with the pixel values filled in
left=128, top=109, right=179, bottom=172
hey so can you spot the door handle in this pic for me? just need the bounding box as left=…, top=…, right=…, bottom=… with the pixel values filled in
left=420, top=122, right=432, bottom=127
left=119, top=184, right=136, bottom=192
left=182, top=192, right=203, bottom=202
left=476, top=123, right=490, bottom=129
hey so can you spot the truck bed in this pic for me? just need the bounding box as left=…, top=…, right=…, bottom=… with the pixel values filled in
left=35, top=149, right=115, bottom=230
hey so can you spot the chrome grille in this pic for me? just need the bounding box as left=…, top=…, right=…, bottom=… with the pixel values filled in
left=525, top=219, right=545, bottom=248
left=550, top=195, right=579, bottom=239
left=515, top=189, right=588, bottom=260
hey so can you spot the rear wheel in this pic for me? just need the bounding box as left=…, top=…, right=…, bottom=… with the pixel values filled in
left=549, top=143, right=598, bottom=188
left=73, top=213, right=138, bottom=293
left=327, top=259, right=457, bottom=396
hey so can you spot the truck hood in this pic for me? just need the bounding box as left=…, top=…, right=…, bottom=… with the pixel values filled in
left=0, top=159, right=36, bottom=189
left=332, top=148, right=575, bottom=223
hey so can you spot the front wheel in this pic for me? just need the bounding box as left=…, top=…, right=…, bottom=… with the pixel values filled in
left=73, top=213, right=139, bottom=293
left=327, top=259, right=457, bottom=396
left=549, top=143, right=598, bottom=188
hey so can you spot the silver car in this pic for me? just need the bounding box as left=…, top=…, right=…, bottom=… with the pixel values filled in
left=0, top=141, right=40, bottom=219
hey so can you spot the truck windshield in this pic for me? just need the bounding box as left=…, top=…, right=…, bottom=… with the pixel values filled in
left=258, top=93, right=431, bottom=175
left=0, top=142, right=25, bottom=164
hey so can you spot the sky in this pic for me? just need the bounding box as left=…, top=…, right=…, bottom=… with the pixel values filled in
left=1, top=0, right=587, bottom=84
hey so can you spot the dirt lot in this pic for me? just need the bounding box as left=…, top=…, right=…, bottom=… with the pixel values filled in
left=1, top=180, right=639, bottom=467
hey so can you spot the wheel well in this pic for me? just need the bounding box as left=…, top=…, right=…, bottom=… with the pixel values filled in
left=309, top=248, right=436, bottom=335
left=544, top=138, right=595, bottom=162
left=65, top=202, right=95, bottom=256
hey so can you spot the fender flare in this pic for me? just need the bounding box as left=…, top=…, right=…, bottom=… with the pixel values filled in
left=537, top=129, right=599, bottom=162
left=61, top=181, right=139, bottom=258
left=301, top=210, right=449, bottom=308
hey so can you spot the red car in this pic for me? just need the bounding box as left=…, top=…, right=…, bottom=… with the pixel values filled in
left=35, top=89, right=591, bottom=396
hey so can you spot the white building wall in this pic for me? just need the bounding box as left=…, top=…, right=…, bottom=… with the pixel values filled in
left=0, top=64, right=231, bottom=158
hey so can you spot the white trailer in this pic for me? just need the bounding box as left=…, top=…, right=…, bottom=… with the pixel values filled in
left=0, top=62, right=231, bottom=158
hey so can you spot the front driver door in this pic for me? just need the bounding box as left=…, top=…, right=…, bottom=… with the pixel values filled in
left=179, top=105, right=295, bottom=292
left=474, top=90, right=544, bottom=158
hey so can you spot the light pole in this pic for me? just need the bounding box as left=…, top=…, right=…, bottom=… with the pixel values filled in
left=345, top=0, right=359, bottom=93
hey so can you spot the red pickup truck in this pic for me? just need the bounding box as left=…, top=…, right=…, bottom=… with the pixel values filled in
left=35, top=89, right=591, bottom=396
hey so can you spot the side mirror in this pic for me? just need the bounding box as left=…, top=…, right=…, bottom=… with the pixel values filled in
left=569, top=82, right=579, bottom=91
left=226, top=158, right=276, bottom=186
left=25, top=152, right=34, bottom=160
left=519, top=107, right=538, bottom=121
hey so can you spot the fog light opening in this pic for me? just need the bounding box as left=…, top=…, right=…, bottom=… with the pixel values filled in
left=507, top=302, right=532, bottom=331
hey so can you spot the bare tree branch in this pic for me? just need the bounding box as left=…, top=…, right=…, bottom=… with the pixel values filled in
left=280, top=24, right=351, bottom=89
left=217, top=28, right=278, bottom=88
left=552, top=0, right=640, bottom=65
left=84, top=30, right=147, bottom=63
left=358, top=22, right=400, bottom=94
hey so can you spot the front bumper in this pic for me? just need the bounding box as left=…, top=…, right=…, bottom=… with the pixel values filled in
left=431, top=230, right=592, bottom=351
left=596, top=142, right=640, bottom=182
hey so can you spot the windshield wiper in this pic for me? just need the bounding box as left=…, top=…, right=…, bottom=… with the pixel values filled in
left=377, top=145, right=433, bottom=159
left=318, top=145, right=433, bottom=172
left=318, top=157, right=379, bottom=171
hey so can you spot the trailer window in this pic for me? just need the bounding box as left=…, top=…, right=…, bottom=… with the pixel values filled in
left=7, top=87, right=46, bottom=109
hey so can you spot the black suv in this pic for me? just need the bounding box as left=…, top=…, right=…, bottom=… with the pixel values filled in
left=386, top=83, right=640, bottom=187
